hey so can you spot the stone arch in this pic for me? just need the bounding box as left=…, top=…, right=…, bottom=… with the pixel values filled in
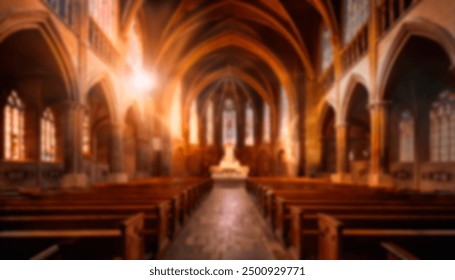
left=158, top=0, right=314, bottom=78
left=319, top=102, right=336, bottom=174
left=340, top=74, right=370, bottom=123
left=182, top=68, right=279, bottom=139
left=163, top=31, right=297, bottom=120
left=0, top=9, right=79, bottom=102
left=378, top=18, right=455, bottom=101
left=85, top=74, right=119, bottom=125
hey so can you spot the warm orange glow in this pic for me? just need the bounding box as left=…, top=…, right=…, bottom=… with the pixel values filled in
left=131, top=69, right=157, bottom=93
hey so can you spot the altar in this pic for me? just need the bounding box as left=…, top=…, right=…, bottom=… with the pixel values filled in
left=210, top=143, right=249, bottom=180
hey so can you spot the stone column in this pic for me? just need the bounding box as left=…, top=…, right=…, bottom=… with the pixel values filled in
left=61, top=102, right=88, bottom=188
left=331, top=122, right=351, bottom=183
left=368, top=101, right=394, bottom=187
left=107, top=124, right=128, bottom=182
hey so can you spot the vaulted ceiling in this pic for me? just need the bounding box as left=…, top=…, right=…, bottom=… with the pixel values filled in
left=133, top=0, right=341, bottom=110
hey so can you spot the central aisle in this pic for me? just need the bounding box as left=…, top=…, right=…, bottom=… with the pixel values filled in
left=163, top=182, right=288, bottom=260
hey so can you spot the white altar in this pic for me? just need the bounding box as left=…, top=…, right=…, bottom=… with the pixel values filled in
left=210, top=143, right=249, bottom=180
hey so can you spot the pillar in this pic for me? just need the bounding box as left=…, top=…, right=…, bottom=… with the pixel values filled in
left=331, top=122, right=351, bottom=183
left=61, top=102, right=88, bottom=188
left=368, top=101, right=394, bottom=187
left=107, top=124, right=128, bottom=182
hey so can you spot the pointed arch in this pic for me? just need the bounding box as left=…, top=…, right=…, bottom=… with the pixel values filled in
left=164, top=31, right=297, bottom=119
left=378, top=19, right=455, bottom=100
left=85, top=74, right=119, bottom=125
left=158, top=0, right=314, bottom=77
left=340, top=73, right=370, bottom=123
left=0, top=10, right=79, bottom=102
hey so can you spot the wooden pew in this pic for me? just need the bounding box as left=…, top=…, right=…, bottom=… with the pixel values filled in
left=0, top=177, right=212, bottom=259
left=288, top=204, right=455, bottom=260
left=318, top=213, right=455, bottom=260
left=0, top=213, right=144, bottom=260
left=0, top=203, right=169, bottom=258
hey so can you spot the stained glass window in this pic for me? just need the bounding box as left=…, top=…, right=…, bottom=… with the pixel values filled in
left=342, top=0, right=370, bottom=43
left=245, top=103, right=254, bottom=146
left=4, top=91, right=25, bottom=161
left=206, top=101, right=214, bottom=145
left=399, top=111, right=414, bottom=162
left=430, top=92, right=455, bottom=162
left=82, top=111, right=90, bottom=156
left=41, top=108, right=57, bottom=162
left=89, top=0, right=118, bottom=39
left=279, top=87, right=289, bottom=139
left=189, top=101, right=198, bottom=145
left=223, top=99, right=237, bottom=145
left=321, top=25, right=333, bottom=71
left=263, top=104, right=271, bottom=143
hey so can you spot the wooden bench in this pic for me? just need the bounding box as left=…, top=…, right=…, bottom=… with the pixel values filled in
left=0, top=203, right=169, bottom=258
left=318, top=213, right=455, bottom=260
left=0, top=213, right=144, bottom=260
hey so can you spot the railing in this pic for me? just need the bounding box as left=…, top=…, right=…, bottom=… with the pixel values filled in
left=88, top=18, right=119, bottom=69
left=340, top=24, right=369, bottom=73
left=42, top=0, right=76, bottom=29
left=377, top=0, right=419, bottom=37
left=317, top=0, right=421, bottom=91
left=319, top=64, right=335, bottom=93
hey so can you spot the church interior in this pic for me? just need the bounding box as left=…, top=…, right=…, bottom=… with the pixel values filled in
left=1, top=0, right=455, bottom=260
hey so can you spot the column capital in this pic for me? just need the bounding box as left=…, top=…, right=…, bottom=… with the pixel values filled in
left=335, top=121, right=349, bottom=127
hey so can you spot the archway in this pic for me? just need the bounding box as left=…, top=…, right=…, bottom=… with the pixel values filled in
left=383, top=36, right=454, bottom=191
left=86, top=83, right=113, bottom=183
left=0, top=29, right=73, bottom=189
left=320, top=105, right=336, bottom=175
left=124, top=106, right=140, bottom=180
left=345, top=83, right=370, bottom=182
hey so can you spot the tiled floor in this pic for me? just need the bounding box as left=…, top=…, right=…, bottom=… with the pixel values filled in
left=162, top=181, right=288, bottom=260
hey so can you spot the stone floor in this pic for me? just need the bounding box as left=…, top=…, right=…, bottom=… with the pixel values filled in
left=162, top=181, right=289, bottom=260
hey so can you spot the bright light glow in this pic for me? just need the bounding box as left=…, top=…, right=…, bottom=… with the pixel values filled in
left=131, top=69, right=156, bottom=92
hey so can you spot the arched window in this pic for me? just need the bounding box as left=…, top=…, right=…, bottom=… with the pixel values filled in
left=342, top=0, right=370, bottom=43
left=245, top=103, right=254, bottom=146
left=89, top=0, right=118, bottom=39
left=170, top=82, right=182, bottom=139
left=206, top=101, right=214, bottom=145
left=41, top=108, right=56, bottom=162
left=430, top=92, right=455, bottom=162
left=399, top=111, right=414, bottom=162
left=189, top=101, right=198, bottom=145
left=82, top=111, right=90, bottom=156
left=321, top=25, right=333, bottom=71
left=4, top=91, right=25, bottom=161
left=223, top=99, right=237, bottom=145
left=263, top=104, right=271, bottom=143
left=279, top=87, right=289, bottom=139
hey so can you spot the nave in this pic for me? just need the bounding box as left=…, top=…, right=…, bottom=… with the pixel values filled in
left=163, top=182, right=287, bottom=260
